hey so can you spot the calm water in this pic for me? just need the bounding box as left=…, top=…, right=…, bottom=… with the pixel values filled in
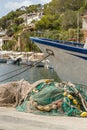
left=0, top=64, right=61, bottom=84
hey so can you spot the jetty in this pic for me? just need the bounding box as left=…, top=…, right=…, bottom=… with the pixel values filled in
left=0, top=51, right=46, bottom=65
left=0, top=107, right=86, bottom=130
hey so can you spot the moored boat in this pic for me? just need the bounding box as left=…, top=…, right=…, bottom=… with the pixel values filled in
left=30, top=37, right=87, bottom=85
left=7, top=54, right=23, bottom=65
left=0, top=51, right=8, bottom=63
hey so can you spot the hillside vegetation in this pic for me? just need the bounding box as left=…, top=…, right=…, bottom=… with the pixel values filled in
left=0, top=0, right=87, bottom=51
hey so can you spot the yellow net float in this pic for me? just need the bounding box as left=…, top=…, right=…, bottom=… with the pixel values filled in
left=80, top=112, right=87, bottom=117
left=63, top=92, right=67, bottom=97
left=67, top=94, right=73, bottom=100
left=45, top=79, right=53, bottom=83
left=45, top=79, right=51, bottom=83
left=37, top=105, right=44, bottom=111
left=77, top=105, right=80, bottom=109
left=32, top=88, right=38, bottom=93
left=73, top=99, right=78, bottom=105
left=44, top=105, right=51, bottom=112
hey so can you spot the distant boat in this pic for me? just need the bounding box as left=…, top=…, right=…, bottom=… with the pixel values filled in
left=24, top=52, right=50, bottom=68
left=7, top=54, right=23, bottom=65
left=0, top=59, right=7, bottom=63
left=30, top=37, right=87, bottom=85
left=0, top=51, right=7, bottom=63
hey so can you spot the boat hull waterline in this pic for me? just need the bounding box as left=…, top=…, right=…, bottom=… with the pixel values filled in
left=30, top=37, right=87, bottom=85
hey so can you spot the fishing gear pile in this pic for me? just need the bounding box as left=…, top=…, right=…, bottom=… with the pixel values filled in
left=16, top=80, right=87, bottom=117
left=0, top=79, right=31, bottom=107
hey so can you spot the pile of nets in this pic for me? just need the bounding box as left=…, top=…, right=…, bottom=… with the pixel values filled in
left=0, top=79, right=31, bottom=107
left=16, top=79, right=87, bottom=117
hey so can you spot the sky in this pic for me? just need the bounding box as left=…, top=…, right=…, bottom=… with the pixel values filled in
left=0, top=0, right=52, bottom=18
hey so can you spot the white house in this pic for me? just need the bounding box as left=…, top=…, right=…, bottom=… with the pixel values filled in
left=19, top=12, right=43, bottom=25
left=0, top=31, right=6, bottom=50
left=0, top=38, right=3, bottom=50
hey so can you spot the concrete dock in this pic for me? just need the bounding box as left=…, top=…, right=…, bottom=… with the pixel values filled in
left=0, top=107, right=87, bottom=130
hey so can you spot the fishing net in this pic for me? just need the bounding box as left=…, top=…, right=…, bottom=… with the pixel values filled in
left=16, top=80, right=87, bottom=117
left=2, top=78, right=87, bottom=117
left=0, top=79, right=31, bottom=107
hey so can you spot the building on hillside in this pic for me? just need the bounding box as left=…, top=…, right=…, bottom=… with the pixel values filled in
left=0, top=31, right=6, bottom=50
left=0, top=31, right=13, bottom=50
left=0, top=31, right=6, bottom=36
left=19, top=12, right=43, bottom=26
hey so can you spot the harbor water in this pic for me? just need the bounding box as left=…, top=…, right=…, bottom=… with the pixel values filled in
left=0, top=64, right=61, bottom=84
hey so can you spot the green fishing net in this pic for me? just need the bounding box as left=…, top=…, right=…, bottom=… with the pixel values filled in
left=16, top=81, right=87, bottom=117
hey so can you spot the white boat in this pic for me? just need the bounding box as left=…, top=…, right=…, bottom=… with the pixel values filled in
left=24, top=52, right=50, bottom=68
left=7, top=54, right=23, bottom=65
left=30, top=37, right=87, bottom=85
left=0, top=53, right=7, bottom=63
left=0, top=51, right=10, bottom=63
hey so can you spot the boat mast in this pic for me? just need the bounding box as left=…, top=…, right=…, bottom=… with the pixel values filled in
left=77, top=12, right=80, bottom=43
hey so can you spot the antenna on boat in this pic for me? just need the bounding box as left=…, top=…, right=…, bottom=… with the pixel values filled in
left=77, top=12, right=80, bottom=43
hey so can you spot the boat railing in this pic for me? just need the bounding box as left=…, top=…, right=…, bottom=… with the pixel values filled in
left=40, top=37, right=84, bottom=48
left=64, top=41, right=84, bottom=48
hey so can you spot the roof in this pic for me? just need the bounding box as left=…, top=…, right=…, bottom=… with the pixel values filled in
left=82, top=15, right=87, bottom=18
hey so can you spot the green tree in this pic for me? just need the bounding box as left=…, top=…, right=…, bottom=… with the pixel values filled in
left=60, top=10, right=77, bottom=30
left=14, top=18, right=24, bottom=26
left=26, top=4, right=42, bottom=13
left=6, top=28, right=14, bottom=37
left=35, top=14, right=58, bottom=30
left=2, top=40, right=16, bottom=50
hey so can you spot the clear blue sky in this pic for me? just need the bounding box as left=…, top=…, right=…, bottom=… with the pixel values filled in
left=0, top=0, right=51, bottom=18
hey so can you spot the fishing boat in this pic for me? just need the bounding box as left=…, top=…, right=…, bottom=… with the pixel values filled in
left=0, top=51, right=8, bottom=63
left=30, top=37, right=87, bottom=85
left=25, top=52, right=50, bottom=68
left=7, top=54, right=23, bottom=65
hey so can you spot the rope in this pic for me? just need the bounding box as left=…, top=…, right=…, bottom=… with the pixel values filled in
left=67, top=82, right=87, bottom=111
left=0, top=65, right=28, bottom=77
left=0, top=50, right=54, bottom=82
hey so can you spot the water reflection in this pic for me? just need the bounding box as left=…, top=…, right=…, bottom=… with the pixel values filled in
left=0, top=64, right=61, bottom=84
